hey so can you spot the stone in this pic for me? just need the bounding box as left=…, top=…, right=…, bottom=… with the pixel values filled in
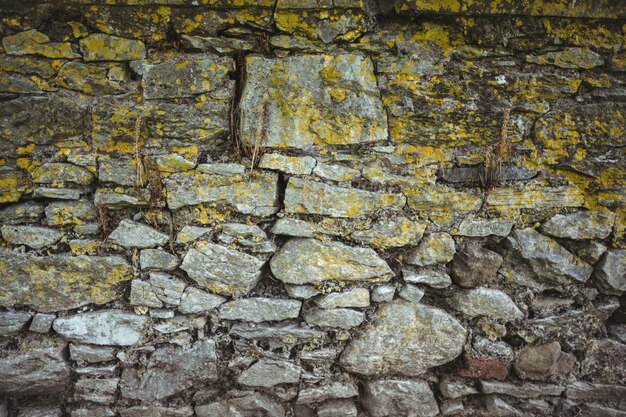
left=527, top=47, right=604, bottom=69
left=542, top=211, right=615, bottom=240
left=594, top=249, right=626, bottom=294
left=230, top=323, right=324, bottom=345
left=399, top=284, right=425, bottom=302
left=284, top=178, right=405, bottom=218
left=440, top=400, right=464, bottom=416
left=565, top=382, right=626, bottom=401
left=0, top=311, right=31, bottom=336
left=93, top=189, right=150, bottom=209
left=218, top=223, right=275, bottom=253
left=406, top=233, right=456, bottom=266
left=1, top=225, right=64, bottom=249
left=371, top=285, right=396, bottom=302
left=29, top=313, right=55, bottom=333
left=238, top=359, right=301, bottom=387
left=403, top=269, right=451, bottom=288
left=142, top=55, right=233, bottom=100
left=69, top=344, right=117, bottom=364
left=17, top=407, right=62, bottom=417
left=270, top=238, right=393, bottom=285
left=32, top=163, right=93, bottom=186
left=74, top=378, right=118, bottom=404
left=460, top=338, right=514, bottom=381
left=480, top=380, right=564, bottom=398
left=140, top=249, right=179, bottom=272
left=317, top=400, right=357, bottom=417
left=121, top=339, right=217, bottom=401
left=258, top=153, right=317, bottom=175
left=406, top=187, right=483, bottom=213
left=80, top=34, right=146, bottom=61
left=313, top=163, right=360, bottom=182
left=97, top=158, right=135, bottom=186
left=53, top=310, right=149, bottom=346
left=451, top=244, right=503, bottom=288
left=361, top=378, right=439, bottom=417
left=316, top=288, right=369, bottom=308
left=0, top=169, right=29, bottom=203
left=108, top=219, right=169, bottom=249
left=485, top=396, right=523, bottom=417
left=45, top=200, right=96, bottom=226
left=271, top=218, right=339, bottom=238
left=195, top=392, right=285, bottom=417
left=0, top=251, right=132, bottom=312
left=2, top=29, right=79, bottom=59
left=33, top=187, right=82, bottom=200
left=578, top=404, right=626, bottom=417
left=450, top=288, right=523, bottom=321
left=176, top=225, right=212, bottom=244
left=514, top=341, right=574, bottom=380
left=286, top=285, right=321, bottom=299
left=351, top=217, right=426, bottom=248
left=0, top=201, right=44, bottom=225
left=56, top=62, right=123, bottom=95
left=340, top=300, right=467, bottom=375
left=507, top=228, right=593, bottom=285
left=304, top=308, right=365, bottom=329
left=0, top=337, right=70, bottom=395
left=439, top=380, right=479, bottom=399
left=165, top=168, right=279, bottom=216
left=182, top=34, right=256, bottom=54
left=581, top=339, right=626, bottom=383
left=297, top=381, right=358, bottom=404
left=153, top=316, right=206, bottom=334
left=486, top=187, right=584, bottom=210
left=219, top=298, right=301, bottom=322
left=148, top=272, right=185, bottom=306
left=178, top=287, right=226, bottom=314
left=119, top=406, right=194, bottom=417
left=241, top=54, right=387, bottom=149
left=130, top=280, right=162, bottom=308
left=181, top=242, right=265, bottom=297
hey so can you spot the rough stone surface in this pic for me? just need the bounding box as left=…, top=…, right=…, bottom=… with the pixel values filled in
left=316, top=288, right=370, bottom=308
left=178, top=287, right=226, bottom=314
left=271, top=238, right=393, bottom=285
left=455, top=217, right=514, bottom=237
left=407, top=233, right=456, bottom=266
left=340, top=301, right=467, bottom=375
left=594, top=249, right=626, bottom=294
left=304, top=307, right=365, bottom=329
left=451, top=244, right=503, bottom=288
left=297, top=381, right=358, bottom=404
left=29, top=313, right=55, bottom=334
left=219, top=298, right=302, bottom=322
left=108, top=220, right=169, bottom=249
left=0, top=311, right=32, bottom=336
left=195, top=392, right=285, bottom=417
left=351, top=216, right=426, bottom=248
left=542, top=211, right=615, bottom=240
left=53, top=310, right=149, bottom=346
left=1, top=225, right=64, bottom=249
left=403, top=269, right=452, bottom=288
left=237, top=359, right=301, bottom=387
left=362, top=379, right=439, bottom=417
left=450, top=288, right=523, bottom=321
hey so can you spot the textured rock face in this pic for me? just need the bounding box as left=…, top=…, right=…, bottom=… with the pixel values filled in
left=594, top=249, right=626, bottom=294
left=362, top=379, right=439, bottom=417
left=241, top=54, right=387, bottom=149
left=108, top=220, right=169, bottom=249
left=340, top=301, right=467, bottom=375
left=271, top=238, right=393, bottom=285
left=53, top=310, right=149, bottom=346
left=0, top=252, right=133, bottom=312
left=450, top=288, right=524, bottom=321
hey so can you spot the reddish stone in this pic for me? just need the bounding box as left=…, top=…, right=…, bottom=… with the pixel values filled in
left=459, top=355, right=510, bottom=381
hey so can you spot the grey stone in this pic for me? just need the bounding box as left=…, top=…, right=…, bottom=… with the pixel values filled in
left=304, top=307, right=365, bottom=329
left=450, top=288, right=523, bottom=321
left=53, top=310, right=149, bottom=346
left=351, top=217, right=426, bottom=248
left=241, top=54, right=387, bottom=149
left=439, top=380, right=479, bottom=399
left=181, top=242, right=265, bottom=297
left=455, top=217, right=513, bottom=237
left=258, top=153, right=317, bottom=175
left=480, top=380, right=564, bottom=398
left=514, top=341, right=574, bottom=380
left=578, top=404, right=626, bottom=417
left=32, top=163, right=93, bottom=185
left=45, top=200, right=96, bottom=226
left=0, top=201, right=44, bottom=225
left=406, top=233, right=456, bottom=266
left=121, top=339, right=217, bottom=401
left=149, top=309, right=175, bottom=319
left=230, top=323, right=324, bottom=345
left=316, top=288, right=369, bottom=308
left=0, top=311, right=31, bottom=335
left=362, top=378, right=439, bottom=417
left=165, top=168, right=279, bottom=216
left=238, top=359, right=301, bottom=387
left=440, top=400, right=464, bottom=416
left=609, top=324, right=626, bottom=343
left=371, top=285, right=396, bottom=302
left=119, top=406, right=194, bottom=417
left=542, top=211, right=615, bottom=240
left=93, top=189, right=150, bottom=209
left=218, top=223, right=275, bottom=253
left=507, top=228, right=593, bottom=284
left=0, top=251, right=132, bottom=312
left=526, top=47, right=604, bottom=69
left=176, top=225, right=211, bottom=244
left=313, top=163, right=360, bottom=182
left=340, top=301, right=467, bottom=375
left=74, top=364, right=117, bottom=377
left=140, top=249, right=179, bottom=271
left=271, top=218, right=339, bottom=238
left=594, top=249, right=626, bottom=294
left=451, top=244, right=503, bottom=288
left=17, top=406, right=62, bottom=417
left=29, top=313, right=55, bottom=333
left=485, top=396, right=522, bottom=417
left=72, top=408, right=116, bottom=417
left=33, top=187, right=82, bottom=200
left=219, top=298, right=301, bottom=322
left=1, top=225, right=64, bottom=249
left=317, top=400, right=357, bottom=417
left=74, top=378, right=118, bottom=404
left=178, top=287, right=226, bottom=314
left=284, top=178, right=405, bottom=218
left=270, top=238, right=393, bottom=285
left=98, top=158, right=135, bottom=186
left=399, top=284, right=425, bottom=302
left=130, top=280, right=162, bottom=308
left=296, top=381, right=358, bottom=404
left=80, top=33, right=145, bottom=62
left=581, top=338, right=626, bottom=383
left=153, top=316, right=206, bottom=334
left=195, top=392, right=285, bottom=417
left=182, top=34, right=255, bottom=54
left=0, top=337, right=70, bottom=395
left=149, top=272, right=186, bottom=306
left=403, top=269, right=451, bottom=288
left=108, top=219, right=169, bottom=249
left=69, top=344, right=117, bottom=364
left=565, top=381, right=626, bottom=400
left=286, top=285, right=321, bottom=299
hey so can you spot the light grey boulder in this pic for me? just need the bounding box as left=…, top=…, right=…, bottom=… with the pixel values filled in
left=53, top=310, right=149, bottom=346
left=140, top=249, right=179, bottom=271
left=108, top=219, right=169, bottom=249
left=178, top=287, right=226, bottom=314
left=0, top=311, right=31, bottom=336
left=450, top=288, right=523, bottom=321
left=594, top=249, right=626, bottom=294
left=29, top=313, right=54, bottom=333
left=1, top=225, right=64, bottom=249
left=542, top=211, right=615, bottom=240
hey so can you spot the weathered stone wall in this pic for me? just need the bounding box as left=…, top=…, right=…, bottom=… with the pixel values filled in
left=0, top=0, right=625, bottom=416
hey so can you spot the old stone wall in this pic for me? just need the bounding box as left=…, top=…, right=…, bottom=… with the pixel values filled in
left=0, top=0, right=625, bottom=416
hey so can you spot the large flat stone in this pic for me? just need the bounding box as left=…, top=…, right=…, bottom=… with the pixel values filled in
left=108, top=219, right=169, bottom=249
left=1, top=225, right=64, bottom=249
left=284, top=178, right=405, bottom=218
left=450, top=287, right=523, bottom=321
left=541, top=211, right=615, bottom=240
left=53, top=310, right=149, bottom=346
left=0, top=251, right=133, bottom=312
left=241, top=54, right=387, bottom=149
left=195, top=392, right=285, bottom=417
left=594, top=249, right=626, bottom=295
left=219, top=298, right=302, bottom=322
left=362, top=379, right=439, bottom=417
left=237, top=359, right=301, bottom=387
left=270, top=238, right=393, bottom=285
left=340, top=300, right=467, bottom=376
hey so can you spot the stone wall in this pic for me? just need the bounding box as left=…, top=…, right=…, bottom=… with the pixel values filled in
left=0, top=0, right=625, bottom=416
